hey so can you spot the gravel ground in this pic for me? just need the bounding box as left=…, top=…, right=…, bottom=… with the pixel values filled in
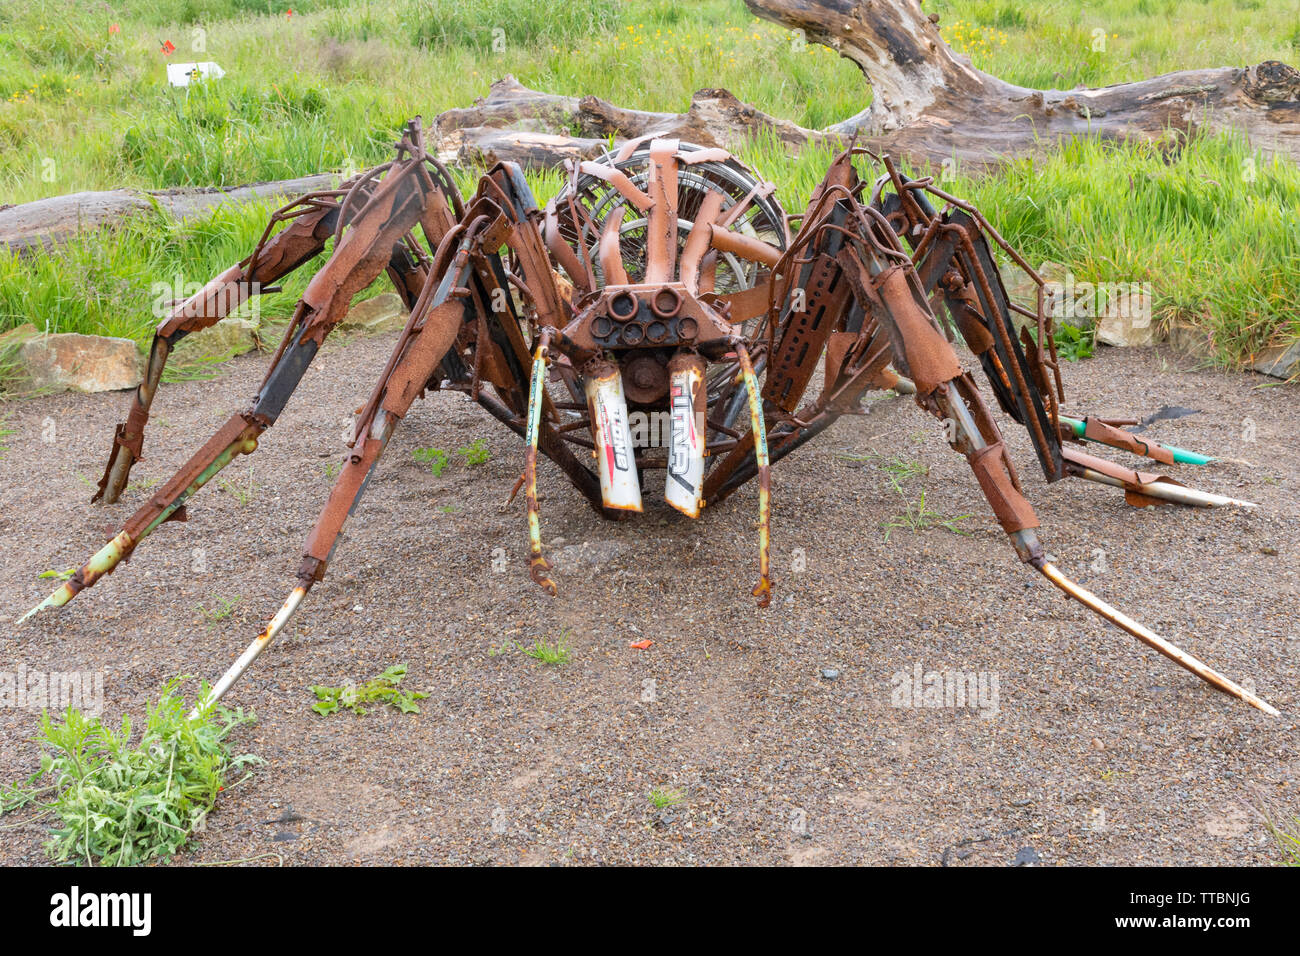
left=1, top=332, right=1296, bottom=866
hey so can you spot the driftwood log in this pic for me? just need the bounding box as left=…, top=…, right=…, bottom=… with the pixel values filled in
left=438, top=0, right=1300, bottom=170
left=0, top=174, right=337, bottom=255
left=748, top=0, right=1300, bottom=163
left=434, top=76, right=833, bottom=168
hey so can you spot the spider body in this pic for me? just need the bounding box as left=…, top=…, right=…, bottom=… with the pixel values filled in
left=21, top=120, right=1276, bottom=717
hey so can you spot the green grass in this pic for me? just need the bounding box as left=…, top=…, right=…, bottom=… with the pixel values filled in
left=413, top=440, right=492, bottom=476
left=524, top=636, right=571, bottom=666
left=0, top=199, right=325, bottom=343
left=0, top=0, right=1297, bottom=373
left=1, top=0, right=1292, bottom=204
left=412, top=446, right=450, bottom=476
left=945, top=134, right=1300, bottom=366
left=933, top=0, right=1298, bottom=89
left=309, top=662, right=429, bottom=715
left=0, top=679, right=259, bottom=866
left=882, top=488, right=972, bottom=541
left=196, top=594, right=242, bottom=626
left=873, top=454, right=930, bottom=491
left=745, top=130, right=1300, bottom=367
left=216, top=462, right=259, bottom=504
left=1266, top=813, right=1300, bottom=866
left=648, top=786, right=684, bottom=810
left=457, top=438, right=492, bottom=465
left=1051, top=321, right=1097, bottom=362
left=487, top=634, right=573, bottom=664
left=1251, top=792, right=1300, bottom=866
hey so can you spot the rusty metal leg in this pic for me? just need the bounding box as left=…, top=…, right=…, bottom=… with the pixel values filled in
left=97, top=332, right=172, bottom=505
left=21, top=153, right=435, bottom=623
left=191, top=288, right=468, bottom=713
left=95, top=199, right=343, bottom=504
left=20, top=413, right=262, bottom=622
left=734, top=340, right=771, bottom=607
left=893, top=373, right=1252, bottom=509
left=1057, top=413, right=1216, bottom=467
left=189, top=414, right=394, bottom=717
left=523, top=338, right=557, bottom=595
left=925, top=377, right=1277, bottom=715
left=1062, top=446, right=1257, bottom=509
left=847, top=234, right=1276, bottom=712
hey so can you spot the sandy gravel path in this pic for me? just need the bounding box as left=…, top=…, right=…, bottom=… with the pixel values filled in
left=1, top=333, right=1295, bottom=865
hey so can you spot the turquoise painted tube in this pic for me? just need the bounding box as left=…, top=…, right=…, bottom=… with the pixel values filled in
left=1059, top=415, right=1214, bottom=466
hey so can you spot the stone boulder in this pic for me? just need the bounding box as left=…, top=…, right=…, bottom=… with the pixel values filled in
left=340, top=293, right=405, bottom=335
left=1094, top=285, right=1157, bottom=348
left=17, top=333, right=143, bottom=393
left=1000, top=260, right=1073, bottom=335
left=172, top=316, right=259, bottom=359
left=1166, top=321, right=1217, bottom=363
left=339, top=293, right=407, bottom=334
left=1253, top=341, right=1300, bottom=381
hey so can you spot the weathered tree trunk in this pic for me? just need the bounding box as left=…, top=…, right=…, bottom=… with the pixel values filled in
left=748, top=0, right=999, bottom=133
left=435, top=1, right=1300, bottom=171
left=434, top=75, right=831, bottom=168
left=0, top=174, right=338, bottom=255
left=746, top=0, right=1300, bottom=165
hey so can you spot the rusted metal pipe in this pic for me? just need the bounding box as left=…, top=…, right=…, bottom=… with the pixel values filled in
left=735, top=340, right=771, bottom=607
left=1073, top=467, right=1256, bottom=509
left=190, top=585, right=309, bottom=719
left=524, top=338, right=557, bottom=594
left=1039, top=562, right=1278, bottom=715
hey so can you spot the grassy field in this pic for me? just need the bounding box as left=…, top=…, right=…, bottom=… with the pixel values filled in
left=1, top=0, right=1298, bottom=374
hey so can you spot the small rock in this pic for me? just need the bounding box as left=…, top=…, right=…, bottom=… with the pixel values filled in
left=1012, top=846, right=1042, bottom=866
left=1167, top=321, right=1216, bottom=362
left=1253, top=340, right=1300, bottom=381
left=1095, top=289, right=1158, bottom=347
left=340, top=293, right=408, bottom=334
left=819, top=668, right=840, bottom=681
left=18, top=332, right=142, bottom=393
left=1090, top=737, right=1105, bottom=751
left=173, top=316, right=259, bottom=359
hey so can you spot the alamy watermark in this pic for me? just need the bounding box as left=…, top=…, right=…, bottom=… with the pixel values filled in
left=1044, top=272, right=1152, bottom=327
left=891, top=662, right=999, bottom=719
left=626, top=410, right=706, bottom=449
left=0, top=664, right=104, bottom=716
left=150, top=274, right=266, bottom=321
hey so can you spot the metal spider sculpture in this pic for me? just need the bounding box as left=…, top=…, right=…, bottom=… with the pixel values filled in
left=20, top=120, right=1276, bottom=717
